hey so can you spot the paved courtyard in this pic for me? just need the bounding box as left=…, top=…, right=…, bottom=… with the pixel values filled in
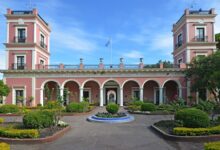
left=9, top=108, right=204, bottom=150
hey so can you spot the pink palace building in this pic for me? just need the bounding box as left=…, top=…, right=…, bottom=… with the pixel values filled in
left=0, top=8, right=217, bottom=106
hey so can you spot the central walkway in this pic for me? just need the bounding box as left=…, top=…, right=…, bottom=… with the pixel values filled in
left=11, top=107, right=203, bottom=150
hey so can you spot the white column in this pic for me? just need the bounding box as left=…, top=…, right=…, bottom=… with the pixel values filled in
left=159, top=88, right=163, bottom=104
left=40, top=89, right=44, bottom=106
left=140, top=87, right=144, bottom=101
left=80, top=88, right=83, bottom=102
left=179, top=87, right=182, bottom=98
left=100, top=88, right=104, bottom=106
left=60, top=88, right=64, bottom=100
left=120, top=88, right=123, bottom=106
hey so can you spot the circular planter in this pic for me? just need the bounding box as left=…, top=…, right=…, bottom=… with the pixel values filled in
left=87, top=113, right=134, bottom=123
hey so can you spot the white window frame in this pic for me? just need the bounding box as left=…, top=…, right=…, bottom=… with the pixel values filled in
left=40, top=31, right=46, bottom=45
left=195, top=26, right=207, bottom=38
left=14, top=54, right=26, bottom=69
left=39, top=58, right=45, bottom=65
left=132, top=87, right=140, bottom=99
left=177, top=32, right=183, bottom=46
left=15, top=27, right=27, bottom=42
left=196, top=52, right=208, bottom=57
left=178, top=57, right=183, bottom=64
left=13, top=87, right=26, bottom=106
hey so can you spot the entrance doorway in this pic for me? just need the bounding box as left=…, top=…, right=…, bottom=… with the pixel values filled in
left=105, top=88, right=117, bottom=104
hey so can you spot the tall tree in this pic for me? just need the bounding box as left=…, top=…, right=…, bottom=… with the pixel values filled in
left=216, top=33, right=220, bottom=50
left=185, top=51, right=220, bottom=101
left=0, top=80, right=10, bottom=103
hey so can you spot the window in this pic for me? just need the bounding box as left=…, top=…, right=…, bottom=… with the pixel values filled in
left=132, top=88, right=140, bottom=99
left=40, top=34, right=46, bottom=48
left=196, top=28, right=205, bottom=41
left=40, top=59, right=45, bottom=65
left=83, top=89, right=91, bottom=102
left=178, top=58, right=183, bottom=64
left=17, top=28, right=26, bottom=43
left=15, top=90, right=24, bottom=104
left=177, top=33, right=183, bottom=47
left=16, top=56, right=25, bottom=70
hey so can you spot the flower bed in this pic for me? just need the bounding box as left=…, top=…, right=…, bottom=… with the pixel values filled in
left=95, top=112, right=126, bottom=118
left=0, top=142, right=10, bottom=150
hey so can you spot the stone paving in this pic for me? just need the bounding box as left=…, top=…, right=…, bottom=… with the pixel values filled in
left=7, top=107, right=204, bottom=150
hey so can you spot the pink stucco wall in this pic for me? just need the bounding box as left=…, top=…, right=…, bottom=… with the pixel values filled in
left=123, top=81, right=139, bottom=103
left=84, top=81, right=99, bottom=104
left=174, top=50, right=186, bottom=64
left=8, top=50, right=32, bottom=69
left=64, top=81, right=80, bottom=103
left=9, top=22, right=34, bottom=43
left=143, top=81, right=159, bottom=103
left=5, top=78, right=32, bottom=106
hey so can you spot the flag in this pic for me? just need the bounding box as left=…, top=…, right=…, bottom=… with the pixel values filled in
left=105, top=38, right=111, bottom=47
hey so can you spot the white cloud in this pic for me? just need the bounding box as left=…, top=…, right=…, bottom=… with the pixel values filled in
left=122, top=50, right=143, bottom=59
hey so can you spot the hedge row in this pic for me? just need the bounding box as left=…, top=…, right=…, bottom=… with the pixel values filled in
left=204, top=141, right=220, bottom=150
left=0, top=105, right=19, bottom=113
left=0, top=127, right=39, bottom=138
left=0, top=142, right=10, bottom=150
left=173, top=125, right=220, bottom=136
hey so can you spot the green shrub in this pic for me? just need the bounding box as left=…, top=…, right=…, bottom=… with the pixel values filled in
left=141, top=103, right=156, bottom=111
left=196, top=100, right=215, bottom=113
left=173, top=125, right=220, bottom=136
left=127, top=105, right=141, bottom=112
left=175, top=108, right=210, bottom=128
left=44, top=101, right=62, bottom=109
left=0, top=142, right=10, bottom=150
left=205, top=141, right=220, bottom=150
left=0, top=105, right=19, bottom=113
left=130, top=100, right=144, bottom=106
left=66, top=101, right=90, bottom=113
left=157, top=104, right=175, bottom=112
left=23, top=110, right=55, bottom=129
left=106, top=103, right=119, bottom=114
left=0, top=118, right=4, bottom=124
left=0, top=128, right=39, bottom=138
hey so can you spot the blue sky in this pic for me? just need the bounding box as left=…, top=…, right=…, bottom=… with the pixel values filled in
left=0, top=0, right=220, bottom=75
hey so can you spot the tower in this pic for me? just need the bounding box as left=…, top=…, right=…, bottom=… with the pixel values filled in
left=5, top=8, right=50, bottom=70
left=172, top=8, right=217, bottom=64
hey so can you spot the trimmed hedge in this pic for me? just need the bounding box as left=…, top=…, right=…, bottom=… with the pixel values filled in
left=205, top=141, right=220, bottom=150
left=23, top=110, right=55, bottom=129
left=0, top=142, right=10, bottom=150
left=106, top=103, right=119, bottom=114
left=0, top=127, right=39, bottom=138
left=131, top=101, right=144, bottom=106
left=66, top=101, right=89, bottom=113
left=175, top=108, right=210, bottom=128
left=0, top=105, right=19, bottom=113
left=173, top=125, right=220, bottom=136
left=141, top=103, right=156, bottom=111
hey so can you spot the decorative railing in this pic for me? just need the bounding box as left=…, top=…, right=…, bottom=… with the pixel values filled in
left=192, top=36, right=208, bottom=42
left=64, top=65, right=79, bottom=69
left=104, top=64, right=120, bottom=69
left=44, top=65, right=60, bottom=69
left=40, top=41, right=47, bottom=49
left=124, top=64, right=140, bottom=69
left=14, top=36, right=26, bottom=43
left=11, top=63, right=26, bottom=70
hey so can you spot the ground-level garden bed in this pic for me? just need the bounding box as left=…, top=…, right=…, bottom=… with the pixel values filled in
left=152, top=108, right=220, bottom=142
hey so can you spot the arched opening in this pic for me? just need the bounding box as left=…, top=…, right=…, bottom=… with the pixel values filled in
left=123, top=80, right=140, bottom=105
left=103, top=80, right=120, bottom=105
left=43, top=81, right=60, bottom=104
left=83, top=81, right=100, bottom=105
left=163, top=80, right=179, bottom=103
left=63, top=81, right=80, bottom=105
left=143, top=80, right=160, bottom=104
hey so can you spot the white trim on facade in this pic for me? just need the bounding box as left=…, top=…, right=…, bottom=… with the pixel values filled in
left=81, top=79, right=101, bottom=88
left=186, top=49, right=190, bottom=63
left=15, top=26, right=27, bottom=42
left=12, top=87, right=26, bottom=106
left=32, top=50, right=36, bottom=69
left=14, top=54, right=26, bottom=69
left=121, top=79, right=141, bottom=89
